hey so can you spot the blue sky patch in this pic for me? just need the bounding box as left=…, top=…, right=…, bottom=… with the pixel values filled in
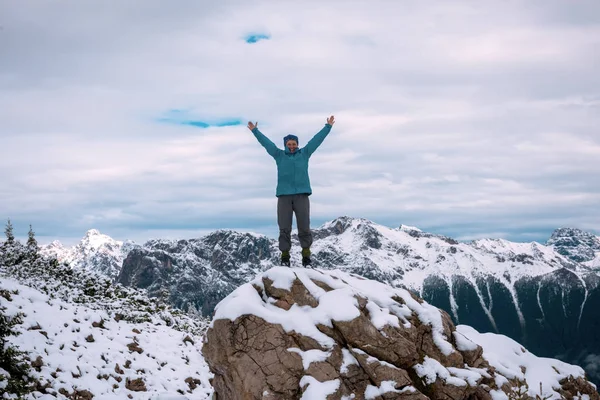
left=181, top=120, right=210, bottom=128
left=211, top=118, right=242, bottom=127
left=158, top=110, right=241, bottom=128
left=245, top=33, right=270, bottom=43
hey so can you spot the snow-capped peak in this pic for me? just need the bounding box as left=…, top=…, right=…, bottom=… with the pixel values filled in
left=44, top=240, right=65, bottom=250
left=79, top=228, right=121, bottom=249
left=85, top=228, right=102, bottom=236
left=317, top=216, right=372, bottom=233
left=40, top=229, right=134, bottom=280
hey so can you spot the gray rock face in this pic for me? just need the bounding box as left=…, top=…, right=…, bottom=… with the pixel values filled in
left=547, top=227, right=600, bottom=263
left=117, top=230, right=277, bottom=316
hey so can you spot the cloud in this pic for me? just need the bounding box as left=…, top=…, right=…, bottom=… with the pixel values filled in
left=583, top=354, right=600, bottom=382
left=1, top=0, right=599, bottom=245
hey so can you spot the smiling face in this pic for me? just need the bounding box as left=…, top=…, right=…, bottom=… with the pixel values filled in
left=286, top=139, right=298, bottom=153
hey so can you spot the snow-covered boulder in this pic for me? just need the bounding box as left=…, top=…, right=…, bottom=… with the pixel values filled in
left=202, top=267, right=599, bottom=400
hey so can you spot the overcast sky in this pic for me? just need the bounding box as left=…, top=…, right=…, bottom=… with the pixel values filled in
left=1, top=0, right=599, bottom=246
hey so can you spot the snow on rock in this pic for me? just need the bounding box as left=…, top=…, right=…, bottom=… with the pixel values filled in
left=457, top=324, right=597, bottom=400
left=364, top=380, right=409, bottom=399
left=299, top=376, right=340, bottom=399
left=203, top=266, right=599, bottom=399
left=399, top=224, right=422, bottom=233
left=586, top=254, right=600, bottom=269
left=547, top=227, right=600, bottom=267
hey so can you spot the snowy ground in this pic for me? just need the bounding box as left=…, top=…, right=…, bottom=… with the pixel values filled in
left=0, top=277, right=214, bottom=399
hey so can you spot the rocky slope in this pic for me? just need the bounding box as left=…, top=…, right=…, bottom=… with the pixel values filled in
left=1, top=239, right=212, bottom=399
left=202, top=266, right=599, bottom=399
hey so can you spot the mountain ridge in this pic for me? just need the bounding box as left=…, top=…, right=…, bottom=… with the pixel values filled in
left=40, top=218, right=599, bottom=273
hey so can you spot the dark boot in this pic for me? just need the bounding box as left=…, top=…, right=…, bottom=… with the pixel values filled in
left=301, top=248, right=311, bottom=267
left=281, top=250, right=291, bottom=267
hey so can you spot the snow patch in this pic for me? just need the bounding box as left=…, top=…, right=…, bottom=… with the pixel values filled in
left=340, top=349, right=359, bottom=374
left=288, top=348, right=331, bottom=370
left=413, top=356, right=467, bottom=386
left=299, top=376, right=340, bottom=399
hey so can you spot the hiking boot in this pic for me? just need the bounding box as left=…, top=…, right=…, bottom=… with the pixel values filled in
left=301, top=248, right=311, bottom=267
left=280, top=251, right=291, bottom=267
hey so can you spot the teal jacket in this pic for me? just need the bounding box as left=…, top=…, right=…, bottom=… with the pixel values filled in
left=252, top=124, right=332, bottom=197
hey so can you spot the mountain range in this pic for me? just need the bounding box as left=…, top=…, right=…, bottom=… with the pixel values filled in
left=40, top=216, right=600, bottom=383
left=4, top=234, right=598, bottom=399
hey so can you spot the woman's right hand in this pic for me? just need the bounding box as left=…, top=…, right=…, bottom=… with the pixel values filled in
left=247, top=121, right=258, bottom=131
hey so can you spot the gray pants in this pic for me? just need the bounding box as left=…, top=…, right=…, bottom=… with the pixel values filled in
left=277, top=194, right=312, bottom=252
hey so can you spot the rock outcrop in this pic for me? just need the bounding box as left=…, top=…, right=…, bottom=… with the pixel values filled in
left=203, top=267, right=599, bottom=400
left=117, top=231, right=276, bottom=315
left=547, top=227, right=600, bottom=264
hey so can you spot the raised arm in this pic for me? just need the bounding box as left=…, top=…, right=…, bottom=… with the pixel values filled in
left=303, top=115, right=335, bottom=158
left=248, top=121, right=281, bottom=159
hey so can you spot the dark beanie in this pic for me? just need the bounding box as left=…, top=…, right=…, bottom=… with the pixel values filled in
left=283, top=134, right=299, bottom=146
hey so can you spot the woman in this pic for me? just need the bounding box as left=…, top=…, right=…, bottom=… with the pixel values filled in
left=248, top=116, right=335, bottom=267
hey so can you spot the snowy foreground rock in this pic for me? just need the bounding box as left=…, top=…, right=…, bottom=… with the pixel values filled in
left=202, top=267, right=598, bottom=400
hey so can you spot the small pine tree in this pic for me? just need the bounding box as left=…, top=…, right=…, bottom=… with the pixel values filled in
left=26, top=225, right=38, bottom=255
left=4, top=219, right=14, bottom=244
left=0, top=305, right=34, bottom=397
left=187, top=303, right=201, bottom=318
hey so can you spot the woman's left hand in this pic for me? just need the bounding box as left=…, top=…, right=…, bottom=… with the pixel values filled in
left=327, top=115, right=335, bottom=125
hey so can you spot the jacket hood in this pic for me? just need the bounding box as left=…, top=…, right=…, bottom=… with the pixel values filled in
left=283, top=134, right=299, bottom=147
